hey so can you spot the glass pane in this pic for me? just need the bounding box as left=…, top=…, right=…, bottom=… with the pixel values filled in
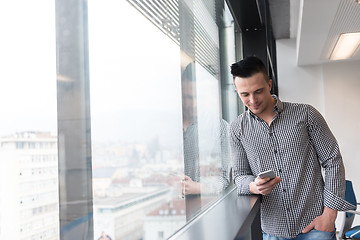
left=179, top=0, right=233, bottom=221
left=195, top=62, right=230, bottom=196
left=181, top=62, right=231, bottom=221
left=89, top=0, right=235, bottom=239
left=0, top=1, right=59, bottom=240
left=88, top=1, right=183, bottom=240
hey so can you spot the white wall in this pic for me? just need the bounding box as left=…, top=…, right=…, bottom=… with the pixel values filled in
left=276, top=39, right=325, bottom=114
left=322, top=61, right=360, bottom=184
left=277, top=38, right=360, bottom=227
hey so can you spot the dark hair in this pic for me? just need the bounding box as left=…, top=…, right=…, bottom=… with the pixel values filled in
left=230, top=56, right=269, bottom=82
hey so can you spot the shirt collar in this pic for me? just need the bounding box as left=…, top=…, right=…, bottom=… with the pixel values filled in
left=272, top=95, right=283, bottom=113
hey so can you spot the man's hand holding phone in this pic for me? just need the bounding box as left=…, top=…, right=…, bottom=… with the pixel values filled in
left=249, top=170, right=281, bottom=195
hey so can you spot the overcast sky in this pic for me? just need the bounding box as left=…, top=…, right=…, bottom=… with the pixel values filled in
left=0, top=0, right=183, bottom=146
left=0, top=0, right=220, bottom=149
left=0, top=0, right=57, bottom=137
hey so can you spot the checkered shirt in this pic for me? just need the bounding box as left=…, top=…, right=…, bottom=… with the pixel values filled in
left=230, top=95, right=355, bottom=238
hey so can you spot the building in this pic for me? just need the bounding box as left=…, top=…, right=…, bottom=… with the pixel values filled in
left=144, top=199, right=186, bottom=240
left=93, top=188, right=171, bottom=240
left=0, top=132, right=59, bottom=240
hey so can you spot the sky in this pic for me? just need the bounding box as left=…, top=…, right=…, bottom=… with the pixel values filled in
left=0, top=0, right=221, bottom=149
left=88, top=0, right=184, bottom=146
left=0, top=0, right=182, bottom=142
left=0, top=0, right=57, bottom=137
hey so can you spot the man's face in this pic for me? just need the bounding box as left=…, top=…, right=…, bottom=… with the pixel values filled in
left=182, top=80, right=197, bottom=122
left=234, top=72, right=273, bottom=116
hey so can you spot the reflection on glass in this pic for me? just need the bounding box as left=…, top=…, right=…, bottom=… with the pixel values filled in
left=179, top=0, right=233, bottom=222
left=89, top=0, right=234, bottom=239
left=181, top=61, right=230, bottom=220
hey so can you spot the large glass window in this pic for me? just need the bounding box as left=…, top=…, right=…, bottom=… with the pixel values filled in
left=0, top=0, right=238, bottom=239
left=89, top=2, right=183, bottom=239
left=88, top=0, right=236, bottom=239
left=0, top=1, right=58, bottom=240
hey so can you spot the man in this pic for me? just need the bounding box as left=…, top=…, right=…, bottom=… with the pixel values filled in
left=230, top=56, right=354, bottom=239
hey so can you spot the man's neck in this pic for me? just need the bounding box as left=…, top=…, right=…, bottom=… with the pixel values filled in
left=256, top=97, right=277, bottom=126
left=183, top=119, right=195, bottom=131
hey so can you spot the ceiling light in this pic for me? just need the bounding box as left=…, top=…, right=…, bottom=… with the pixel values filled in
left=330, top=32, right=360, bottom=60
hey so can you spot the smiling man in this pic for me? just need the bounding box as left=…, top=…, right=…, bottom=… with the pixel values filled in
left=229, top=56, right=354, bottom=240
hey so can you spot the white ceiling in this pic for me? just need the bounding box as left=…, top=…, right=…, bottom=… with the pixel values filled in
left=295, top=0, right=360, bottom=66
left=270, top=0, right=360, bottom=66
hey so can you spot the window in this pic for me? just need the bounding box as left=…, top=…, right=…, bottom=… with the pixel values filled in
left=1, top=0, right=239, bottom=239
left=0, top=1, right=58, bottom=239
left=88, top=0, right=237, bottom=239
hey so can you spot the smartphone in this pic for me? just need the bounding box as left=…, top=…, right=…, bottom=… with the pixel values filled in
left=258, top=170, right=276, bottom=179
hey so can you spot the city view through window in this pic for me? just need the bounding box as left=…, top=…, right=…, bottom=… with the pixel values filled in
left=0, top=0, right=236, bottom=239
left=0, top=0, right=58, bottom=239
left=89, top=2, right=185, bottom=239
left=88, top=0, right=234, bottom=239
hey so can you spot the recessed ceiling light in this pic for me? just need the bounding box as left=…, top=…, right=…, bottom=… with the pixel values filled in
left=330, top=32, right=360, bottom=60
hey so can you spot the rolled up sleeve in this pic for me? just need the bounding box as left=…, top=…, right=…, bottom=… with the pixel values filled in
left=307, top=105, right=355, bottom=210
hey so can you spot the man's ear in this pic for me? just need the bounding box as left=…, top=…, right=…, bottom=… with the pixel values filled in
left=268, top=79, right=272, bottom=90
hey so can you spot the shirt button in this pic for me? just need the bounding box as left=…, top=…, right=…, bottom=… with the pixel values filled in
left=286, top=208, right=290, bottom=212
left=274, top=149, right=277, bottom=154
left=269, top=132, right=273, bottom=136
left=283, top=189, right=286, bottom=192
left=279, top=169, right=282, bottom=173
